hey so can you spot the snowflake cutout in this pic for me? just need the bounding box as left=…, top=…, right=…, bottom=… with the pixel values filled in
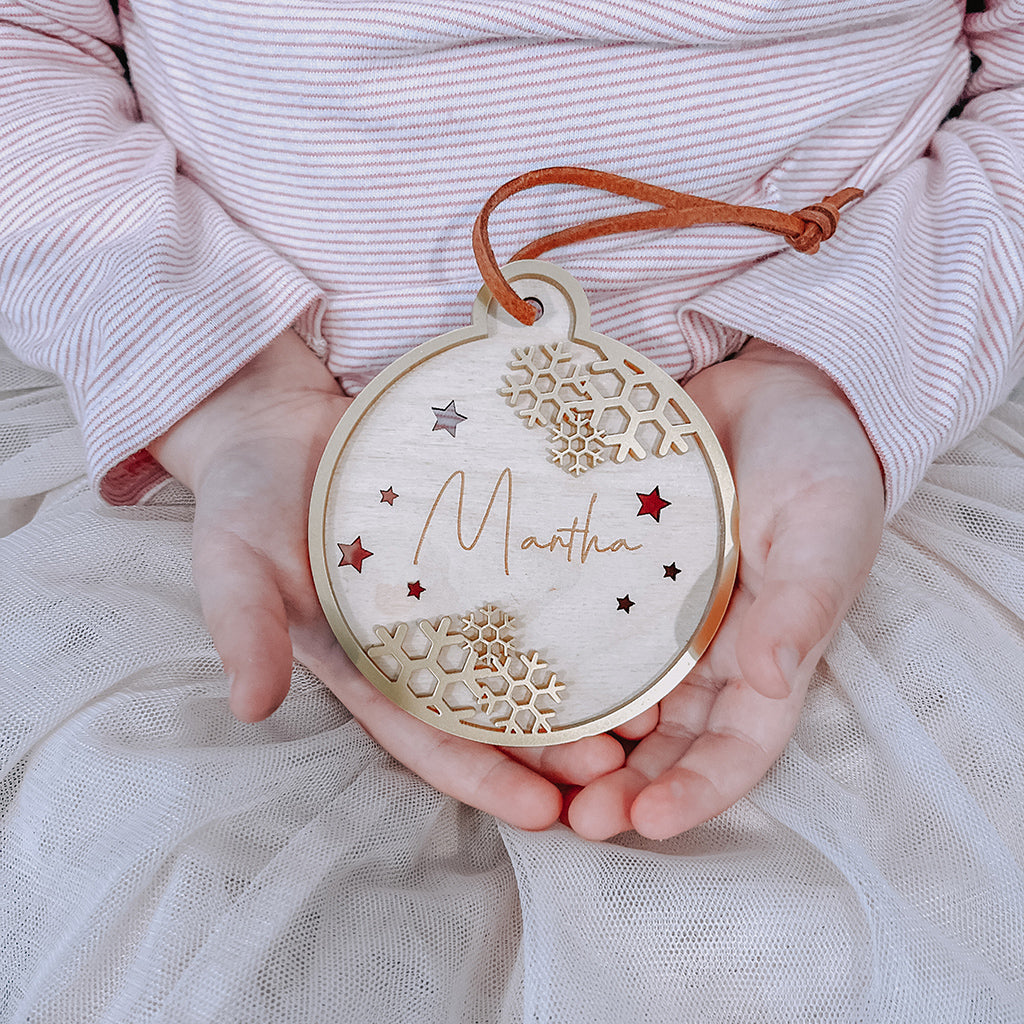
left=367, top=610, right=570, bottom=736
left=499, top=342, right=590, bottom=429
left=499, top=341, right=698, bottom=466
left=474, top=651, right=566, bottom=736
left=366, top=617, right=477, bottom=715
left=460, top=605, right=517, bottom=668
left=573, top=357, right=696, bottom=463
left=547, top=409, right=607, bottom=476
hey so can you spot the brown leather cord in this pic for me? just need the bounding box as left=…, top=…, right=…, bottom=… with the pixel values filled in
left=472, top=166, right=863, bottom=325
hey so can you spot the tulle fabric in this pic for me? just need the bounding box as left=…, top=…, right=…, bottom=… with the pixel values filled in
left=2, top=341, right=1022, bottom=1022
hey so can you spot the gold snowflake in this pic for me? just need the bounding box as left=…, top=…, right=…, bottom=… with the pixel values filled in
left=572, top=357, right=696, bottom=463
left=473, top=651, right=566, bottom=736
left=547, top=409, right=606, bottom=476
left=499, top=341, right=698, bottom=464
left=366, top=617, right=477, bottom=717
left=499, top=341, right=590, bottom=429
left=367, top=609, right=570, bottom=736
left=460, top=605, right=517, bottom=668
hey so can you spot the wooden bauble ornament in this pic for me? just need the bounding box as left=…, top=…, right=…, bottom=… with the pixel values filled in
left=309, top=260, right=737, bottom=746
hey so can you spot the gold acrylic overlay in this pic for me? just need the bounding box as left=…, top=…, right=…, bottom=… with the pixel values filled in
left=309, top=261, right=738, bottom=746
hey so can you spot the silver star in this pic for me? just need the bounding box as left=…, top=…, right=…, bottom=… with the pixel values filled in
left=431, top=399, right=467, bottom=437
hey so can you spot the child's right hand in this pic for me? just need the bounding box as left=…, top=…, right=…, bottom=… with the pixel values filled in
left=565, top=339, right=886, bottom=840
left=148, top=328, right=626, bottom=832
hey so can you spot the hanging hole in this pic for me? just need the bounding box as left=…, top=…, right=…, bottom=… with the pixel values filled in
left=523, top=297, right=544, bottom=320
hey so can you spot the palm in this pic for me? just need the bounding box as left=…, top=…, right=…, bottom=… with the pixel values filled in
left=568, top=340, right=885, bottom=840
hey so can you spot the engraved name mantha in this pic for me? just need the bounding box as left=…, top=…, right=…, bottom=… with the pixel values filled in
left=414, top=467, right=644, bottom=576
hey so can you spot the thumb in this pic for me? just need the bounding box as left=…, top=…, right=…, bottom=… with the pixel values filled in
left=736, top=574, right=846, bottom=699
left=735, top=489, right=878, bottom=699
left=193, top=527, right=296, bottom=722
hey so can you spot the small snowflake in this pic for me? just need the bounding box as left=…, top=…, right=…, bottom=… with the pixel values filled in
left=460, top=605, right=517, bottom=668
left=547, top=409, right=606, bottom=476
left=474, top=650, right=566, bottom=735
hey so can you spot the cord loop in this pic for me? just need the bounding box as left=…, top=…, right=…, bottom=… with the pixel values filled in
left=472, top=167, right=863, bottom=324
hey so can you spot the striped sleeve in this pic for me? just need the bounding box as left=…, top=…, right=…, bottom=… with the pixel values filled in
left=0, top=1, right=326, bottom=503
left=680, top=0, right=1024, bottom=515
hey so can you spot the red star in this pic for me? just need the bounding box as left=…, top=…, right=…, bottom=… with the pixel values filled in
left=617, top=595, right=635, bottom=613
left=337, top=536, right=373, bottom=572
left=663, top=562, right=680, bottom=580
left=636, top=486, right=671, bottom=522
left=407, top=581, right=425, bottom=599
left=380, top=487, right=398, bottom=505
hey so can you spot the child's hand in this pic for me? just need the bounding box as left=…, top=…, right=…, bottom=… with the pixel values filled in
left=149, top=329, right=625, bottom=832
left=566, top=339, right=885, bottom=841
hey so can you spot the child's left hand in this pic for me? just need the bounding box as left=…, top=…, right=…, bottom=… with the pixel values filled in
left=149, top=328, right=626, bottom=833
left=566, top=339, right=885, bottom=841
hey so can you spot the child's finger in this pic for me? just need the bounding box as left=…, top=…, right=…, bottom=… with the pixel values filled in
left=612, top=704, right=660, bottom=740
left=628, top=706, right=797, bottom=840
left=566, top=659, right=726, bottom=840
left=736, top=480, right=880, bottom=700
left=625, top=674, right=804, bottom=840
left=192, top=528, right=295, bottom=722
left=569, top=637, right=803, bottom=842
left=566, top=765, right=646, bottom=840
left=507, top=733, right=625, bottom=787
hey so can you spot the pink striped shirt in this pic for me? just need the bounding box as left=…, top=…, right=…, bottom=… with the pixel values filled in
left=1, top=0, right=1022, bottom=511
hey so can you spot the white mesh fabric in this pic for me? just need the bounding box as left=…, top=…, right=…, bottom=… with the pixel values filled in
left=2, top=338, right=1022, bottom=1022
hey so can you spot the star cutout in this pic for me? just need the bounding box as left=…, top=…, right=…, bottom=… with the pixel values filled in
left=380, top=487, right=398, bottom=505
left=617, top=595, right=635, bottom=614
left=407, top=581, right=425, bottom=599
left=636, top=486, right=671, bottom=522
left=337, top=536, right=373, bottom=572
left=663, top=562, right=680, bottom=580
left=431, top=399, right=467, bottom=437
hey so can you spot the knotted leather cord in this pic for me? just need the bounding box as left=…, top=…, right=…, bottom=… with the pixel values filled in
left=472, top=166, right=863, bottom=325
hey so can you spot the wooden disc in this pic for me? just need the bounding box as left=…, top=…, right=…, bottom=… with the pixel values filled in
left=309, top=261, right=737, bottom=746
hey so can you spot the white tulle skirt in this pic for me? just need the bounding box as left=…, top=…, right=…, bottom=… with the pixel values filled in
left=2, top=340, right=1023, bottom=1023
